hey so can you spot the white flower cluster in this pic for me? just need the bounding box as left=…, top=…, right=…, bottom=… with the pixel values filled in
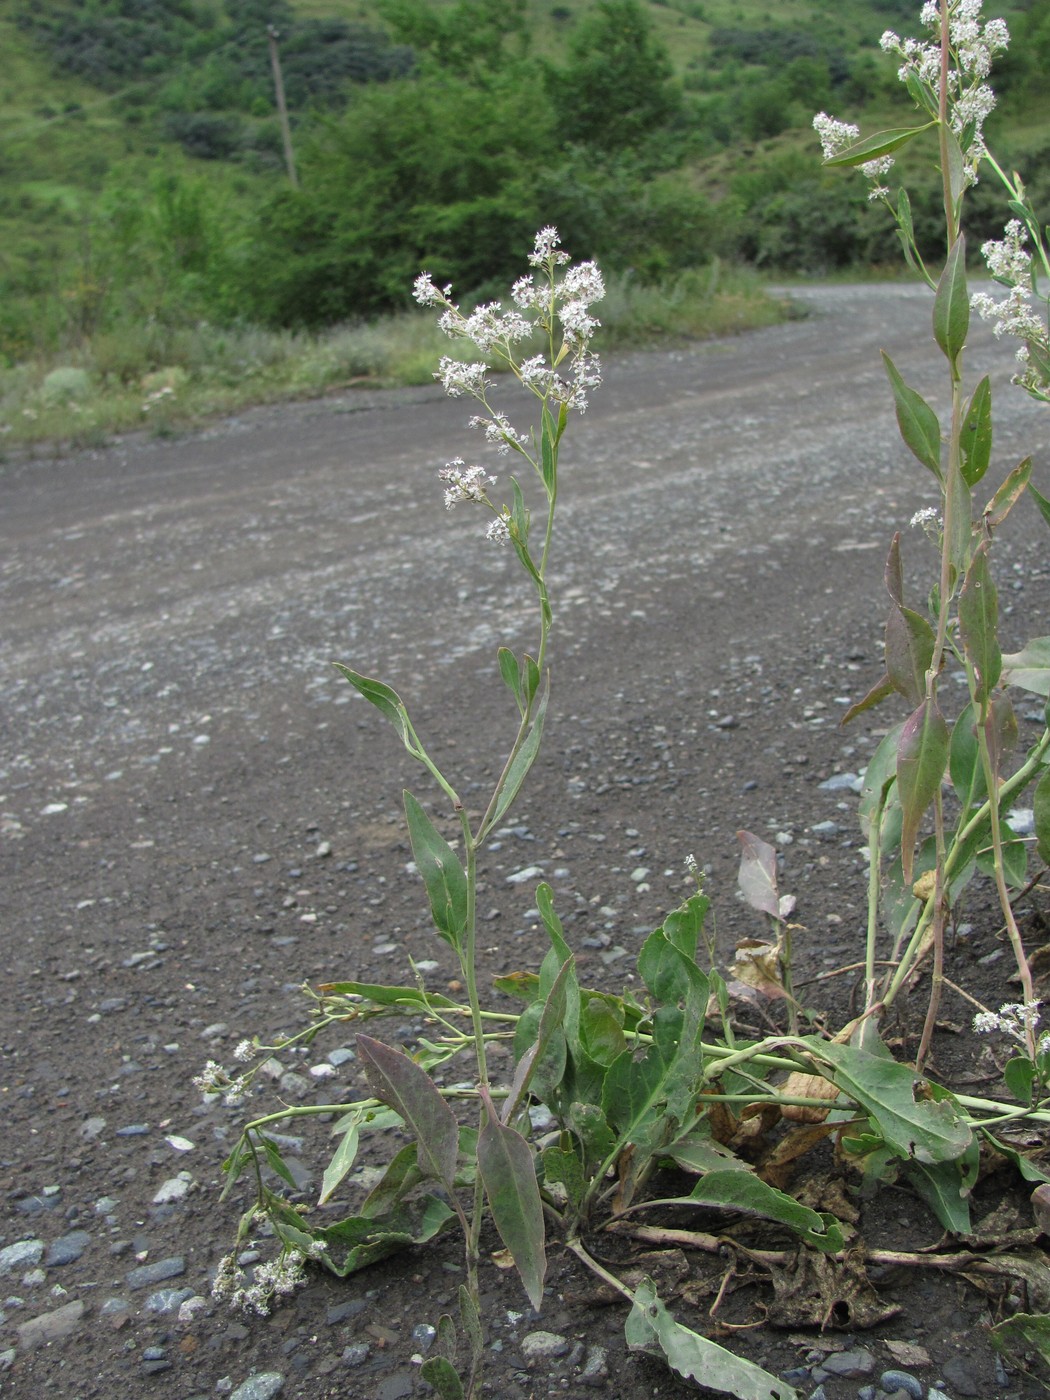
left=212, top=1243, right=326, bottom=1316
left=909, top=506, right=941, bottom=530
left=438, top=459, right=496, bottom=510
left=971, top=220, right=1050, bottom=395
left=880, top=0, right=1009, bottom=177
left=192, top=1060, right=250, bottom=1107
left=972, top=999, right=1044, bottom=1046
left=813, top=113, right=896, bottom=201
left=415, top=227, right=605, bottom=538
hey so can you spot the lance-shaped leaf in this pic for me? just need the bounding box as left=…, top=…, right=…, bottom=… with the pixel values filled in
left=933, top=236, right=969, bottom=367
left=985, top=457, right=1032, bottom=531
left=489, top=680, right=549, bottom=829
left=319, top=1115, right=361, bottom=1206
left=803, top=1037, right=973, bottom=1164
left=904, top=1146, right=977, bottom=1234
left=1001, top=637, right=1050, bottom=696
left=842, top=671, right=895, bottom=725
left=960, top=376, right=992, bottom=486
left=680, top=1169, right=844, bottom=1252
left=949, top=702, right=984, bottom=809
left=736, top=829, right=781, bottom=920
left=823, top=122, right=933, bottom=167
left=334, top=665, right=418, bottom=754
left=959, top=544, right=1001, bottom=702
left=882, top=352, right=942, bottom=477
left=886, top=601, right=936, bottom=707
left=1035, top=768, right=1050, bottom=866
left=502, top=955, right=574, bottom=1124
left=540, top=403, right=559, bottom=499
left=356, top=1034, right=459, bottom=1190
left=626, top=1278, right=799, bottom=1400
left=404, top=790, right=467, bottom=948
left=497, top=647, right=524, bottom=714
left=897, top=698, right=949, bottom=883
left=1029, top=479, right=1050, bottom=532
left=476, top=1087, right=546, bottom=1311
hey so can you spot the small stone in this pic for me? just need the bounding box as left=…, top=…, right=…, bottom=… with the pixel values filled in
left=115, top=1123, right=149, bottom=1137
left=145, top=1287, right=195, bottom=1314
left=884, top=1342, right=931, bottom=1370
left=522, top=1330, right=570, bottom=1361
left=818, top=772, right=862, bottom=792
left=142, top=1346, right=167, bottom=1361
left=46, top=1231, right=91, bottom=1267
left=126, top=1256, right=185, bottom=1290
left=938, top=1355, right=979, bottom=1396
left=580, top=1344, right=609, bottom=1386
left=229, top=1373, right=285, bottom=1400
left=164, top=1135, right=195, bottom=1153
left=411, top=1323, right=436, bottom=1351
left=78, top=1117, right=107, bottom=1141
left=879, top=1370, right=924, bottom=1400
left=178, top=1295, right=208, bottom=1323
left=506, top=865, right=543, bottom=885
left=0, top=1349, right=15, bottom=1371
left=16, top=1299, right=85, bottom=1349
left=1031, top=1182, right=1050, bottom=1234
left=326, top=1300, right=366, bottom=1325
left=0, top=1241, right=44, bottom=1276
left=152, top=1174, right=193, bottom=1205
left=342, top=1343, right=369, bottom=1367
left=811, top=820, right=842, bottom=840
left=199, top=1022, right=228, bottom=1040
left=278, top=1072, right=310, bottom=1097
left=821, top=1348, right=875, bottom=1378
left=326, top=1048, right=355, bottom=1067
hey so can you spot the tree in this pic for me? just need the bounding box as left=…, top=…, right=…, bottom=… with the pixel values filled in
left=545, top=0, right=682, bottom=155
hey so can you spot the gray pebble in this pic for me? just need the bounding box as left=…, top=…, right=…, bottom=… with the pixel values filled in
left=938, top=1355, right=978, bottom=1396
left=342, top=1343, right=369, bottom=1367
left=880, top=1373, right=924, bottom=1400
left=229, top=1373, right=285, bottom=1400
left=0, top=1241, right=44, bottom=1276
left=0, top=1349, right=15, bottom=1370
left=126, top=1255, right=186, bottom=1289
left=580, top=1344, right=609, bottom=1387
left=326, top=1048, right=355, bottom=1067
left=115, top=1124, right=149, bottom=1137
left=807, top=1387, right=827, bottom=1400
left=46, top=1230, right=91, bottom=1266
left=145, top=1287, right=195, bottom=1314
left=822, top=1349, right=875, bottom=1378
left=811, top=820, right=842, bottom=839
left=522, top=1329, right=570, bottom=1360
left=411, top=1322, right=436, bottom=1351
left=818, top=772, right=861, bottom=791
left=16, top=1299, right=86, bottom=1349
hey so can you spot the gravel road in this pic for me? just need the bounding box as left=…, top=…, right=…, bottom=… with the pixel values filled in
left=2, top=283, right=1049, bottom=1399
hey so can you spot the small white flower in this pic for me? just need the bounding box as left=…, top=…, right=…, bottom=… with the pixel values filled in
left=813, top=111, right=860, bottom=161
left=439, top=460, right=496, bottom=508
left=437, top=358, right=489, bottom=398
left=910, top=506, right=940, bottom=529
left=486, top=513, right=511, bottom=545
left=233, top=1039, right=255, bottom=1063
left=529, top=226, right=569, bottom=267
left=413, top=273, right=449, bottom=306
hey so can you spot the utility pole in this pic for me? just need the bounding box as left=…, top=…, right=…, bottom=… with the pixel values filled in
left=267, top=25, right=299, bottom=189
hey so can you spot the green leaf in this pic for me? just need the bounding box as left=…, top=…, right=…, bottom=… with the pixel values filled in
left=309, top=1193, right=456, bottom=1275
left=333, top=664, right=417, bottom=753
left=498, top=647, right=523, bottom=714
left=886, top=602, right=936, bottom=707
left=255, top=1132, right=298, bottom=1191
left=1004, top=1056, right=1036, bottom=1105
left=842, top=671, right=895, bottom=725
left=804, top=1037, right=972, bottom=1164
left=981, top=1131, right=1050, bottom=1182
left=567, top=1101, right=617, bottom=1176
left=355, top=1034, right=459, bottom=1190
left=318, top=1117, right=361, bottom=1206
left=626, top=1278, right=799, bottom=1400
left=904, top=1140, right=977, bottom=1234
left=663, top=1127, right=753, bottom=1176
left=521, top=653, right=541, bottom=706
left=360, top=1142, right=424, bottom=1217
left=404, top=790, right=468, bottom=948
left=504, top=956, right=575, bottom=1122
left=989, top=1314, right=1050, bottom=1373
left=542, top=1143, right=587, bottom=1211
left=823, top=123, right=933, bottom=167
left=540, top=403, right=558, bottom=499
left=949, top=703, right=985, bottom=809
left=580, top=997, right=627, bottom=1066
left=419, top=1357, right=464, bottom=1400
left=976, top=838, right=1028, bottom=888
left=960, top=376, right=992, bottom=486
left=1035, top=768, right=1050, bottom=865
left=1002, top=637, right=1050, bottom=696
left=681, top=1169, right=844, bottom=1252
left=882, top=352, right=942, bottom=476
left=933, top=237, right=969, bottom=366
left=959, top=544, right=1001, bottom=702
left=1028, top=479, right=1050, bottom=531
left=489, top=681, right=548, bottom=829
left=897, top=698, right=949, bottom=883
left=477, top=1089, right=546, bottom=1310
left=317, top=979, right=459, bottom=1011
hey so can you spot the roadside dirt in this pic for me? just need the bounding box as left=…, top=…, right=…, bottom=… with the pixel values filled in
left=3, top=284, right=1050, bottom=1399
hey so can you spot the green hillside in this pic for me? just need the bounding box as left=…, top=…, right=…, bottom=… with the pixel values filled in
left=2, top=0, right=1047, bottom=375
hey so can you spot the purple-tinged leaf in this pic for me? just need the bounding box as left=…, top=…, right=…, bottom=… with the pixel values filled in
left=842, top=671, right=895, bottom=725
left=477, top=1087, right=546, bottom=1311
left=885, top=533, right=905, bottom=606
left=886, top=602, right=935, bottom=707
left=404, top=790, right=468, bottom=948
left=736, top=830, right=781, bottom=920
left=897, top=699, right=949, bottom=883
left=985, top=458, right=1032, bottom=531
left=356, top=1035, right=459, bottom=1191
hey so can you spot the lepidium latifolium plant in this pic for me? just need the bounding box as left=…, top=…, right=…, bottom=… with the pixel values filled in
left=204, top=15, right=1050, bottom=1389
